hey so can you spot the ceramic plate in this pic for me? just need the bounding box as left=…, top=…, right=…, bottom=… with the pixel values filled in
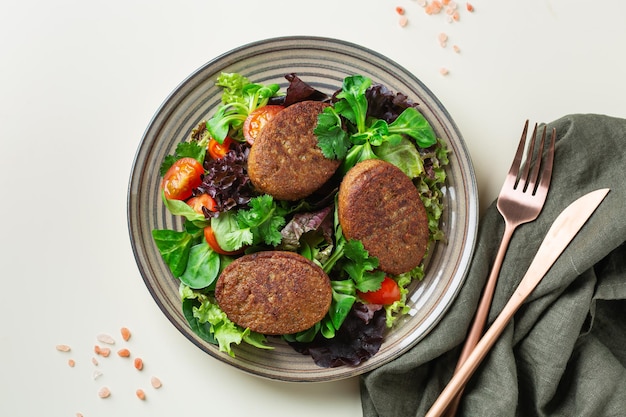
left=128, top=36, right=478, bottom=382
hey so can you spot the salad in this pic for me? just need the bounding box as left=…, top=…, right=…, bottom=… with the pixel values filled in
left=151, top=72, right=449, bottom=367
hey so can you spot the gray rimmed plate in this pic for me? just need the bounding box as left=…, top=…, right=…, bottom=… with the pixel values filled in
left=127, top=36, right=478, bottom=382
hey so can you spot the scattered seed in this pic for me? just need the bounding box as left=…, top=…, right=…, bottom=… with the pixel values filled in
left=117, top=348, right=131, bottom=358
left=150, top=376, right=162, bottom=389
left=438, top=32, right=448, bottom=47
left=453, top=44, right=461, bottom=53
left=68, top=359, right=76, bottom=368
left=452, top=10, right=460, bottom=21
left=134, top=357, right=144, bottom=370
left=120, top=327, right=131, bottom=341
left=395, top=6, right=405, bottom=15
left=442, top=0, right=450, bottom=5
left=136, top=389, right=146, bottom=401
left=97, top=333, right=115, bottom=345
left=439, top=67, right=450, bottom=75
left=56, top=344, right=71, bottom=352
left=98, top=386, right=111, bottom=399
left=398, top=16, right=409, bottom=27
left=425, top=0, right=443, bottom=15
left=466, top=2, right=474, bottom=12
left=76, top=413, right=84, bottom=417
left=93, top=370, right=103, bottom=380
left=91, top=357, right=99, bottom=366
left=95, top=346, right=111, bottom=357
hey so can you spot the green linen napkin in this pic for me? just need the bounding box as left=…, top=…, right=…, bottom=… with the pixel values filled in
left=361, top=114, right=626, bottom=417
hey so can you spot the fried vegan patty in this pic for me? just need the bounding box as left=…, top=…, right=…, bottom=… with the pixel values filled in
left=247, top=101, right=340, bottom=201
left=338, top=159, right=430, bottom=275
left=214, top=251, right=332, bottom=335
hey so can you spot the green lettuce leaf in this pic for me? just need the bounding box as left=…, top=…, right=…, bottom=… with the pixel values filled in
left=179, top=242, right=220, bottom=289
left=211, top=211, right=253, bottom=252
left=374, top=136, right=424, bottom=178
left=151, top=229, right=193, bottom=277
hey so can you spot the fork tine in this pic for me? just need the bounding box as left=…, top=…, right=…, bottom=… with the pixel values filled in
left=507, top=119, right=529, bottom=180
left=525, top=125, right=547, bottom=194
left=516, top=123, right=538, bottom=191
left=536, top=127, right=556, bottom=193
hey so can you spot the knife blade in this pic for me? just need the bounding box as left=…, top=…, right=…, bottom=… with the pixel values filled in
left=425, top=187, right=610, bottom=417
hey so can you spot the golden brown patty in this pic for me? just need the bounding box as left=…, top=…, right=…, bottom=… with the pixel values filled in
left=214, top=251, right=332, bottom=335
left=247, top=101, right=341, bottom=201
left=338, top=159, right=430, bottom=275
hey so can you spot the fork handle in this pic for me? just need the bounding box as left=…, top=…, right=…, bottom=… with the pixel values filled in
left=442, top=221, right=516, bottom=416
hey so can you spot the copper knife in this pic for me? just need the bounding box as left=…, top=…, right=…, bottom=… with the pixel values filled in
left=426, top=188, right=610, bottom=417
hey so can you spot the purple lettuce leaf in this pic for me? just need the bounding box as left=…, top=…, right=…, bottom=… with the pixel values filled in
left=288, top=303, right=386, bottom=368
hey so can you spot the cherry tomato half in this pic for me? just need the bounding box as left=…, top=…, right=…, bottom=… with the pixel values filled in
left=208, top=136, right=233, bottom=160
left=187, top=193, right=217, bottom=215
left=161, top=157, right=204, bottom=200
left=203, top=226, right=244, bottom=256
left=358, top=277, right=401, bottom=305
left=243, top=105, right=284, bottom=145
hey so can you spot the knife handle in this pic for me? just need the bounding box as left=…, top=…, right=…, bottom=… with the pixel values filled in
left=425, top=287, right=526, bottom=417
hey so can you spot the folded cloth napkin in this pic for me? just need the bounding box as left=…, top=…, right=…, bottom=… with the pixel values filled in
left=361, top=114, right=626, bottom=417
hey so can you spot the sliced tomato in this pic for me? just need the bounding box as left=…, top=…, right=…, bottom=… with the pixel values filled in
left=161, top=157, right=204, bottom=200
left=358, top=277, right=401, bottom=305
left=243, top=105, right=284, bottom=145
left=187, top=193, right=217, bottom=215
left=208, top=136, right=233, bottom=159
left=203, top=226, right=244, bottom=256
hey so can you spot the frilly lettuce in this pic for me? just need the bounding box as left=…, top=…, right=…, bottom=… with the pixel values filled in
left=207, top=72, right=281, bottom=142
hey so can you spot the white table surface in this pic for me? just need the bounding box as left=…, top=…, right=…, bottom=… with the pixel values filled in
left=2, top=1, right=625, bottom=416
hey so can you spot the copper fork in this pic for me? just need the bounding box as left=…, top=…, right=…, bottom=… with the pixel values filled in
left=444, top=120, right=556, bottom=416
